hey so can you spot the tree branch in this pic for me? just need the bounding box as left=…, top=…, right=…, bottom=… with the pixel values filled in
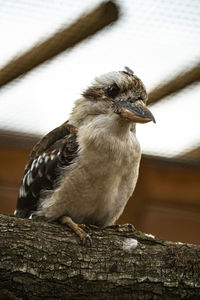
left=0, top=214, right=200, bottom=299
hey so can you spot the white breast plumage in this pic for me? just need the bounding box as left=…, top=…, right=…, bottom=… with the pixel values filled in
left=37, top=114, right=141, bottom=226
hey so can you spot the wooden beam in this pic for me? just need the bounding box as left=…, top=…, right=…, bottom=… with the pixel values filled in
left=0, top=130, right=40, bottom=149
left=148, top=62, right=200, bottom=105
left=0, top=1, right=119, bottom=88
left=178, top=145, right=200, bottom=160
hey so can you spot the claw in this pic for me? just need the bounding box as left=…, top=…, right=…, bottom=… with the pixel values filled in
left=79, top=223, right=87, bottom=230
left=60, top=216, right=92, bottom=246
left=82, top=232, right=92, bottom=247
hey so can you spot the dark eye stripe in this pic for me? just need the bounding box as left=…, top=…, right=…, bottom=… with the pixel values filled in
left=105, top=83, right=120, bottom=98
left=128, top=99, right=136, bottom=103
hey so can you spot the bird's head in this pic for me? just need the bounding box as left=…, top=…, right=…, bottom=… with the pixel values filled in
left=81, top=67, right=155, bottom=124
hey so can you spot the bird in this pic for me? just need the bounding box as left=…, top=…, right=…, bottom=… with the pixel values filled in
left=14, top=67, right=155, bottom=242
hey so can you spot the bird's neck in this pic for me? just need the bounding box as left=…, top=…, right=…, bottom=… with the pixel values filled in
left=87, top=114, right=134, bottom=140
left=69, top=98, right=135, bottom=139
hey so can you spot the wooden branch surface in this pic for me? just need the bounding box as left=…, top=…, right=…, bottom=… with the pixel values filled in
left=0, top=214, right=200, bottom=299
left=0, top=1, right=119, bottom=88
left=148, top=62, right=200, bottom=105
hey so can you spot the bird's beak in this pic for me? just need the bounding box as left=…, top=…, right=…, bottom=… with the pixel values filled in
left=115, top=100, right=156, bottom=124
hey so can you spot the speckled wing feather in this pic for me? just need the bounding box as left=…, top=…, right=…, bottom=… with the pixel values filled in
left=15, top=121, right=78, bottom=218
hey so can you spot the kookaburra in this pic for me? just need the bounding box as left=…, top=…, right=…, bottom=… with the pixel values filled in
left=15, top=67, right=155, bottom=242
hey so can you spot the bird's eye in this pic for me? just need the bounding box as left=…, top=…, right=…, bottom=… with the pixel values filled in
left=105, top=83, right=120, bottom=98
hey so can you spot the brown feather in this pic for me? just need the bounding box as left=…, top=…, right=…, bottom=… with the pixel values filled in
left=15, top=121, right=78, bottom=218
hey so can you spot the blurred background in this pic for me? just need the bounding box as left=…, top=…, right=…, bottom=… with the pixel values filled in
left=0, top=0, right=200, bottom=244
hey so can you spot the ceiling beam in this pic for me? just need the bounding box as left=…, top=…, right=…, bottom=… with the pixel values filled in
left=148, top=62, right=200, bottom=105
left=0, top=1, right=119, bottom=89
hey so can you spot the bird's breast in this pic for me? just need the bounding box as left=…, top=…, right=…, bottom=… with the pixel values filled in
left=39, top=123, right=141, bottom=226
left=59, top=127, right=141, bottom=226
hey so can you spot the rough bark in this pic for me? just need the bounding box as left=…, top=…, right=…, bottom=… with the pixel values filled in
left=0, top=214, right=200, bottom=300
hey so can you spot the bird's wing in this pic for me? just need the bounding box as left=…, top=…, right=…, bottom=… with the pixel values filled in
left=15, top=121, right=78, bottom=218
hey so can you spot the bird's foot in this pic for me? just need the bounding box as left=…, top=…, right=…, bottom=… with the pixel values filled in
left=78, top=223, right=88, bottom=230
left=60, top=216, right=92, bottom=246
